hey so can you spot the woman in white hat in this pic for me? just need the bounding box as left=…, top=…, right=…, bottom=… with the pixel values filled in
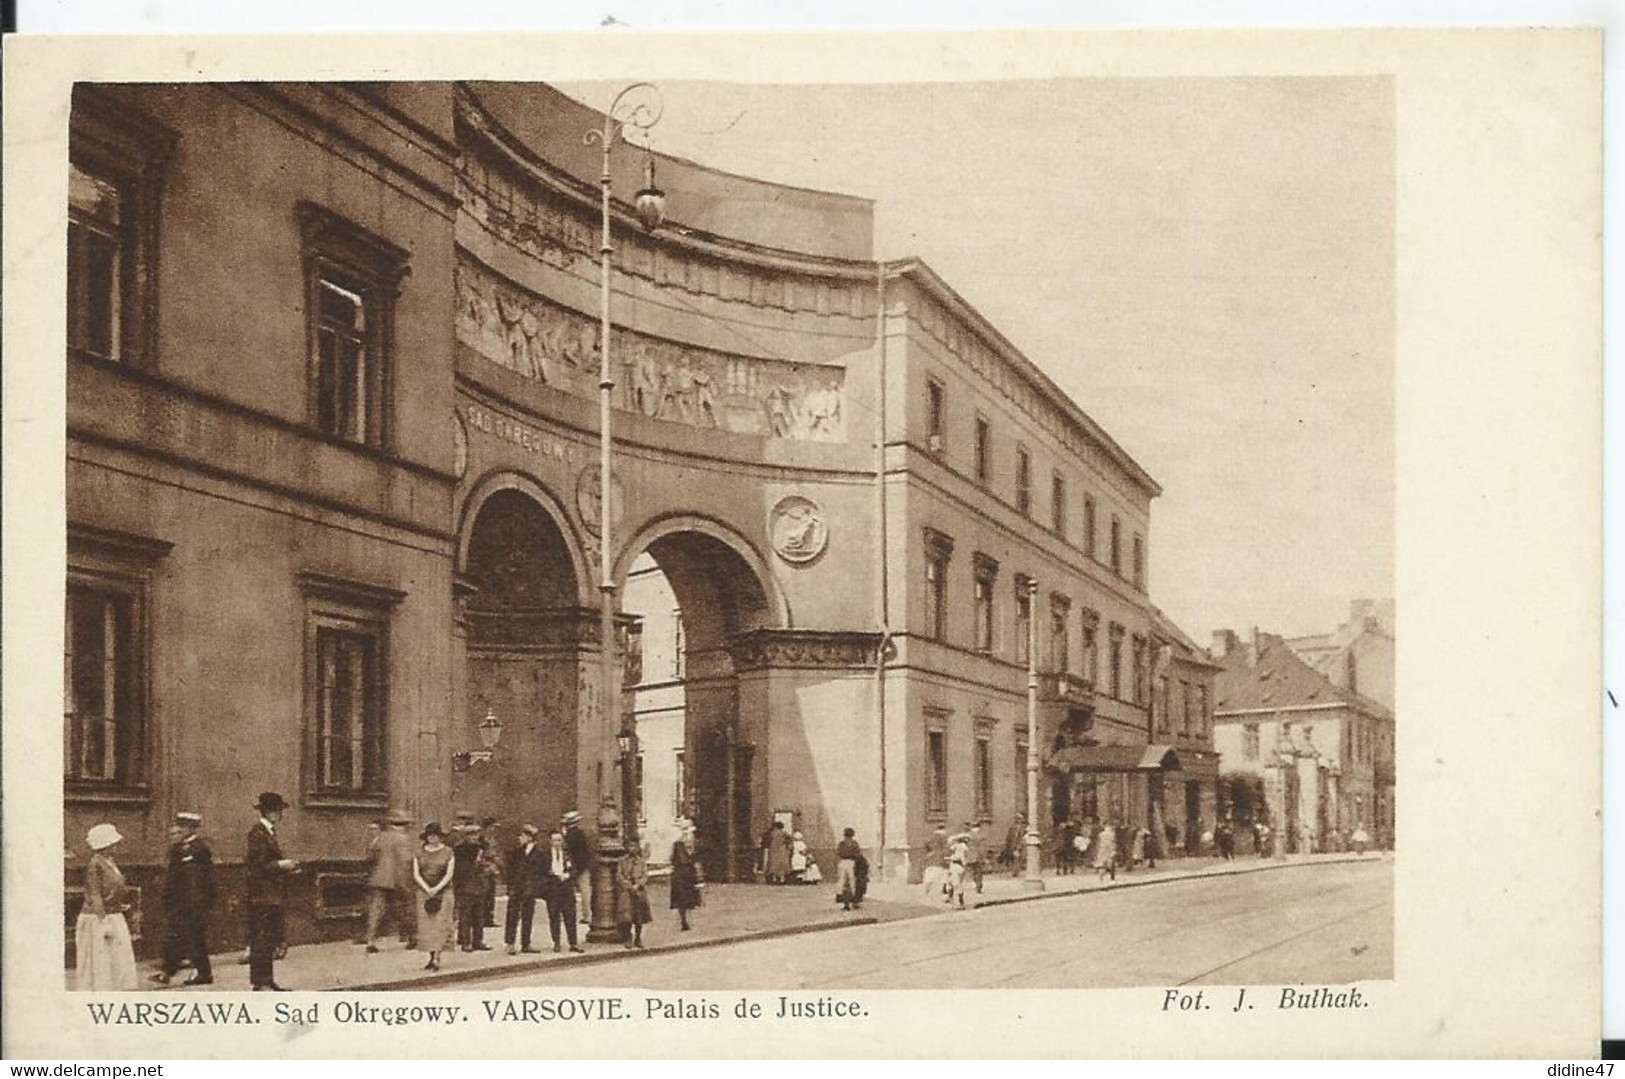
left=76, top=823, right=138, bottom=990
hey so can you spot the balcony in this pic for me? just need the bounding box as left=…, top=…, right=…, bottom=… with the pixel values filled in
left=1038, top=670, right=1094, bottom=706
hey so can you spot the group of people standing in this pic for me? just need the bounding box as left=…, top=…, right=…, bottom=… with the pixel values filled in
left=1051, top=818, right=1165, bottom=881
left=757, top=820, right=822, bottom=886
left=74, top=795, right=708, bottom=992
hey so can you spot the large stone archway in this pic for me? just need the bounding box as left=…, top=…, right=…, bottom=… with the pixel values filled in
left=453, top=476, right=602, bottom=835
left=617, top=518, right=779, bottom=881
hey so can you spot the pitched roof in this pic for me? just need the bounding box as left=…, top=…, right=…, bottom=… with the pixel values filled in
left=1212, top=631, right=1392, bottom=720
left=1149, top=606, right=1220, bottom=669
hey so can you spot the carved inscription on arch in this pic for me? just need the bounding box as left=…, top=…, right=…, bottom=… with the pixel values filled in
left=456, top=259, right=847, bottom=443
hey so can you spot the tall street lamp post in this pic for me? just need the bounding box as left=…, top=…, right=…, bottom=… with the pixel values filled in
left=1023, top=577, right=1044, bottom=890
left=583, top=84, right=666, bottom=942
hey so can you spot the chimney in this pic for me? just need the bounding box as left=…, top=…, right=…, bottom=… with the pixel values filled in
left=1211, top=630, right=1239, bottom=658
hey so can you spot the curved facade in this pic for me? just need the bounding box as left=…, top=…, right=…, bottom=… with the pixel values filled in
left=63, top=81, right=1213, bottom=954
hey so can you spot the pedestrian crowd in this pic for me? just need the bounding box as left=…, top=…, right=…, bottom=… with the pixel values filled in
left=74, top=794, right=702, bottom=992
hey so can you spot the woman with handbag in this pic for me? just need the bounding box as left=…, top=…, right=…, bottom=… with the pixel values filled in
left=76, top=823, right=139, bottom=990
left=668, top=821, right=702, bottom=932
left=412, top=822, right=456, bottom=971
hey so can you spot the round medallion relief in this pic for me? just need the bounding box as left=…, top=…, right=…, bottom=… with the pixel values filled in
left=769, top=495, right=829, bottom=564
left=575, top=467, right=626, bottom=539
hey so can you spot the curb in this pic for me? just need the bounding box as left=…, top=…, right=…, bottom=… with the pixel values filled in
left=346, top=914, right=882, bottom=991
left=968, top=854, right=1384, bottom=910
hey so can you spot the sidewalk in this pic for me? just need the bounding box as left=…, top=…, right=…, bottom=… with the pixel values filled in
left=141, top=879, right=924, bottom=993
left=865, top=850, right=1391, bottom=910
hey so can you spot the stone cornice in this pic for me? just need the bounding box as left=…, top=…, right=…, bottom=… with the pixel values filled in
left=455, top=92, right=881, bottom=292
left=728, top=629, right=883, bottom=673
left=466, top=605, right=603, bottom=650
left=885, top=258, right=1161, bottom=502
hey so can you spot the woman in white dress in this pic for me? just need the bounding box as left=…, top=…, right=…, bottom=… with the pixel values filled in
left=76, top=823, right=139, bottom=990
left=789, top=831, right=810, bottom=884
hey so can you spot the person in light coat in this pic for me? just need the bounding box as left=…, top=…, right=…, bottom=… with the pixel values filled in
left=76, top=823, right=138, bottom=991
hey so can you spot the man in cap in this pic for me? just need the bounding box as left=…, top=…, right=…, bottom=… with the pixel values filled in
left=364, top=808, right=414, bottom=952
left=245, top=792, right=298, bottom=990
left=503, top=824, right=544, bottom=955
left=562, top=810, right=593, bottom=926
left=152, top=812, right=215, bottom=985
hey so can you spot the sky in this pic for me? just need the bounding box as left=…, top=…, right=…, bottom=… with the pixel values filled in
left=558, top=77, right=1395, bottom=643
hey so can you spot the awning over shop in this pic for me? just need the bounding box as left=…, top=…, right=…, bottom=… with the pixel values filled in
left=1046, top=743, right=1185, bottom=772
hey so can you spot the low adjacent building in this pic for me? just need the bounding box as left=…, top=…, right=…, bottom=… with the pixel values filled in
left=1211, top=626, right=1395, bottom=851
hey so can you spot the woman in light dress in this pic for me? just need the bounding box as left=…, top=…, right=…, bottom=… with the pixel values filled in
left=789, top=830, right=810, bottom=884
left=412, top=822, right=456, bottom=971
left=946, top=832, right=971, bottom=908
left=1092, top=820, right=1118, bottom=882
left=76, top=823, right=139, bottom=990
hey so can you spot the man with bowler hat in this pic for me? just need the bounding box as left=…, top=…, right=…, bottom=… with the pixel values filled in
left=503, top=825, right=544, bottom=955
left=153, top=811, right=215, bottom=985
left=245, top=792, right=298, bottom=990
left=452, top=814, right=493, bottom=952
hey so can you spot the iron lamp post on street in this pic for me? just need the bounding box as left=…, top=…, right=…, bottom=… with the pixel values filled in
left=1023, top=577, right=1044, bottom=890
left=582, top=84, right=664, bottom=944
left=583, top=81, right=665, bottom=822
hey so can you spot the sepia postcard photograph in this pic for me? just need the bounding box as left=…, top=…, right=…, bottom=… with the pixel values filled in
left=1, top=27, right=1602, bottom=1059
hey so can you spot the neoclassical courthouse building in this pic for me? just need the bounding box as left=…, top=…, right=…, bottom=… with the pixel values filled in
left=64, top=81, right=1218, bottom=950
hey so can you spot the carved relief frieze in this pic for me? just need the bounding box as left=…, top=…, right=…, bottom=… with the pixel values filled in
left=728, top=629, right=883, bottom=673
left=456, top=258, right=847, bottom=443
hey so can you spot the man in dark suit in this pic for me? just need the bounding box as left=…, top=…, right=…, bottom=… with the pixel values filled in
left=152, top=811, right=215, bottom=985
left=503, top=824, right=543, bottom=955
left=245, top=792, right=298, bottom=990
left=541, top=826, right=584, bottom=953
left=562, top=810, right=593, bottom=926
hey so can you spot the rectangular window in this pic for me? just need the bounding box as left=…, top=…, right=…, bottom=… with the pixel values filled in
left=1015, top=579, right=1033, bottom=666
left=1155, top=675, right=1171, bottom=736
left=1133, top=534, right=1145, bottom=590
left=673, top=749, right=686, bottom=817
left=924, top=530, right=954, bottom=642
left=1015, top=736, right=1029, bottom=807
left=974, top=736, right=993, bottom=820
left=65, top=583, right=138, bottom=784
left=301, top=572, right=402, bottom=804
left=68, top=162, right=126, bottom=362
left=1131, top=637, right=1147, bottom=705
left=1050, top=597, right=1071, bottom=674
left=65, top=525, right=169, bottom=795
left=927, top=378, right=945, bottom=449
left=1244, top=723, right=1260, bottom=760
left=925, top=555, right=947, bottom=641
left=300, top=202, right=409, bottom=450
left=316, top=276, right=371, bottom=443
left=1084, top=497, right=1097, bottom=560
left=314, top=626, right=384, bottom=792
left=1180, top=680, right=1192, bottom=736
left=672, top=610, right=685, bottom=679
left=1016, top=448, right=1032, bottom=517
left=1111, top=517, right=1123, bottom=576
left=927, top=729, right=948, bottom=814
left=623, top=620, right=644, bottom=686
left=1081, top=618, right=1099, bottom=685
left=974, top=417, right=991, bottom=483
left=1109, top=626, right=1124, bottom=699
left=1198, top=685, right=1210, bottom=738
left=973, top=557, right=997, bottom=654
left=1051, top=472, right=1067, bottom=535
left=632, top=752, right=646, bottom=823
left=67, top=92, right=173, bottom=370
